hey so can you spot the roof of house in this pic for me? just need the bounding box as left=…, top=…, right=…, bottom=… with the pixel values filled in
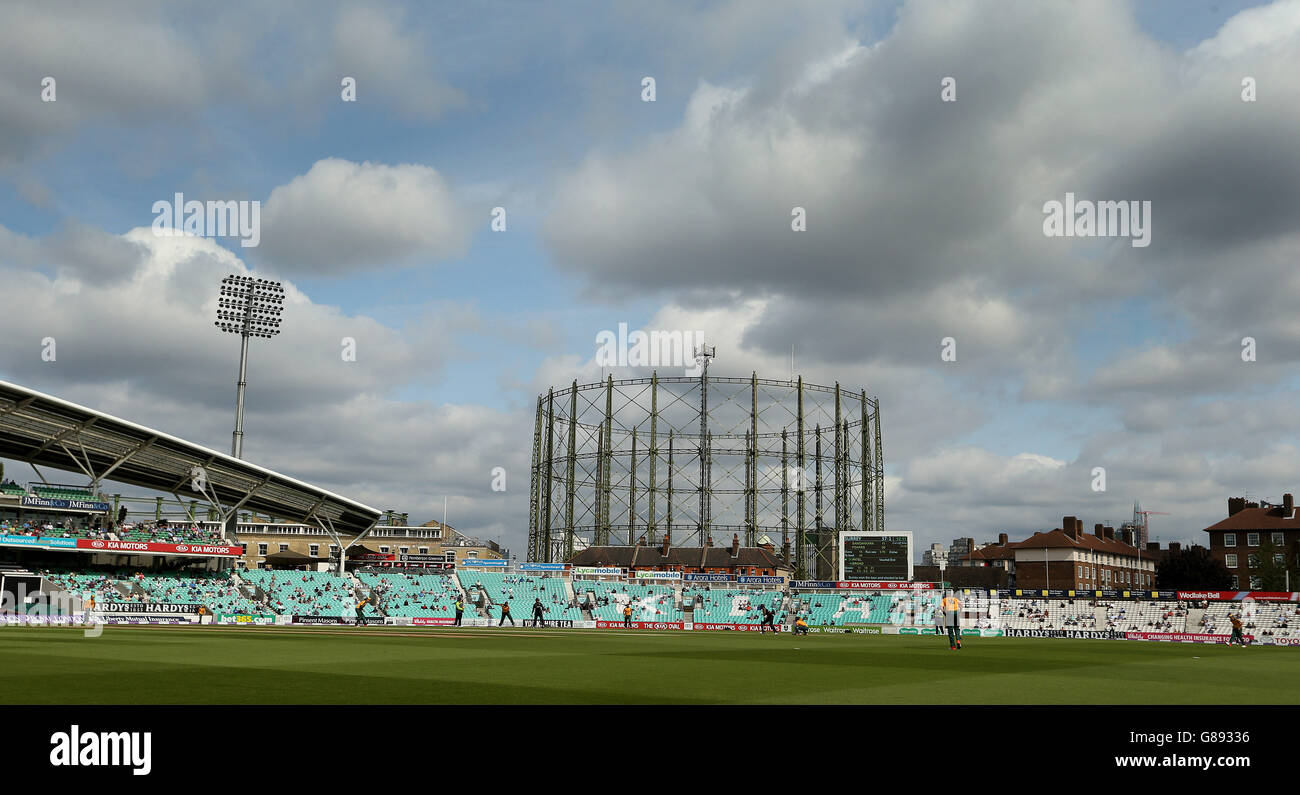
left=1205, top=505, right=1300, bottom=532
left=967, top=544, right=1015, bottom=562
left=1010, top=529, right=1142, bottom=557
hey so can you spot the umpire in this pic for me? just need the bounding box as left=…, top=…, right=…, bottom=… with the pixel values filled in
left=941, top=591, right=963, bottom=650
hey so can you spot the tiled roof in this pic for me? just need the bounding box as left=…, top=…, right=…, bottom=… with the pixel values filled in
left=1011, top=529, right=1142, bottom=557
left=1204, top=506, right=1300, bottom=532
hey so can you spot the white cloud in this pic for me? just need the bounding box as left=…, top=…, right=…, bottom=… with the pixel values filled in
left=258, top=158, right=473, bottom=274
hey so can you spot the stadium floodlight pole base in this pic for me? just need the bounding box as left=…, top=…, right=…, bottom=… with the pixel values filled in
left=231, top=332, right=250, bottom=459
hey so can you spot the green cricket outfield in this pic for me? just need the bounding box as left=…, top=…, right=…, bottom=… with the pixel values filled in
left=1, top=625, right=1294, bottom=705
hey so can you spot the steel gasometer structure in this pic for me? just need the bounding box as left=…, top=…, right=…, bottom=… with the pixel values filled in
left=527, top=356, right=883, bottom=580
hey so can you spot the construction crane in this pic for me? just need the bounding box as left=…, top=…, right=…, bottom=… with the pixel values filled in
left=1135, top=506, right=1170, bottom=547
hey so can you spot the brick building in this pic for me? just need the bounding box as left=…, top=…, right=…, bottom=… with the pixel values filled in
left=235, top=518, right=506, bottom=570
left=992, top=517, right=1155, bottom=591
left=1204, top=494, right=1300, bottom=589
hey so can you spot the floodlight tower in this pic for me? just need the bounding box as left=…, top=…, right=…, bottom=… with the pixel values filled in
left=215, top=275, right=284, bottom=459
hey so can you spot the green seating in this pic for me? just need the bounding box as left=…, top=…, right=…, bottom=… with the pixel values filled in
left=359, top=571, right=460, bottom=618
left=242, top=570, right=356, bottom=617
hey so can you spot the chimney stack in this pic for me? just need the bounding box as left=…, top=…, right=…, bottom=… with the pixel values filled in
left=1228, top=497, right=1246, bottom=516
left=1169, top=542, right=1181, bottom=553
left=661, top=534, right=670, bottom=557
left=731, top=533, right=740, bottom=557
left=1103, top=526, right=1115, bottom=541
left=1147, top=542, right=1159, bottom=552
left=1286, top=493, right=1295, bottom=513
left=998, top=532, right=1009, bottom=546
left=1094, top=523, right=1105, bottom=539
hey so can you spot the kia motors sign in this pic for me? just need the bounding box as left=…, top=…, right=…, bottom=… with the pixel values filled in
left=75, top=539, right=241, bottom=557
left=594, top=620, right=682, bottom=630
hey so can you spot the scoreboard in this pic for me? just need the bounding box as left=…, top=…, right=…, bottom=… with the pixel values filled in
left=839, top=531, right=913, bottom=581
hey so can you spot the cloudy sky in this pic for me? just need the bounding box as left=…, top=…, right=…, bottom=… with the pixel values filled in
left=2, top=0, right=1299, bottom=557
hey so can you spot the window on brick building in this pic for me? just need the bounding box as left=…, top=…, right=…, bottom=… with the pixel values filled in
left=1272, top=532, right=1284, bottom=546
left=1225, top=554, right=1237, bottom=568
left=1224, top=533, right=1236, bottom=547
left=1247, top=533, right=1259, bottom=547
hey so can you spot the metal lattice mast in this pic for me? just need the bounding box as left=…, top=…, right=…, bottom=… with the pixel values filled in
left=781, top=429, right=790, bottom=568
left=565, top=381, right=578, bottom=560
left=814, top=424, right=825, bottom=579
left=696, top=345, right=717, bottom=542
left=666, top=431, right=674, bottom=542
left=833, top=384, right=843, bottom=575
left=528, top=399, right=543, bottom=561
left=874, top=400, right=885, bottom=532
left=796, top=376, right=806, bottom=579
left=648, top=372, right=658, bottom=544
left=696, top=344, right=715, bottom=545
left=542, top=388, right=555, bottom=562
left=628, top=427, right=638, bottom=538
left=860, top=389, right=871, bottom=534
left=748, top=372, right=758, bottom=546
left=601, top=375, right=614, bottom=545
left=748, top=428, right=759, bottom=545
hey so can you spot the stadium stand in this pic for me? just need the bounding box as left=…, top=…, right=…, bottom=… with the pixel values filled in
left=40, top=568, right=262, bottom=614
left=114, top=523, right=228, bottom=545
left=1097, top=600, right=1187, bottom=632
left=1002, top=599, right=1103, bottom=631
left=460, top=571, right=585, bottom=621
left=0, top=519, right=226, bottom=545
left=0, top=480, right=27, bottom=496
left=1202, top=601, right=1300, bottom=640
left=582, top=580, right=681, bottom=621
left=690, top=588, right=783, bottom=624
left=788, top=591, right=895, bottom=626
left=42, top=569, right=135, bottom=604
left=30, top=484, right=95, bottom=500
left=242, top=570, right=358, bottom=617
left=359, top=571, right=462, bottom=618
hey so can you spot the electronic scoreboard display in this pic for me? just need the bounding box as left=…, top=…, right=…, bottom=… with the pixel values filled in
left=839, top=532, right=913, bottom=581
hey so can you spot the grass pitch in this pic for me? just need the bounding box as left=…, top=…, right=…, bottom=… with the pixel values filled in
left=1, top=625, right=1295, bottom=705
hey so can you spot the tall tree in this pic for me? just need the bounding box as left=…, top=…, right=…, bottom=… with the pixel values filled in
left=1253, top=538, right=1290, bottom=592
left=1155, top=546, right=1232, bottom=590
